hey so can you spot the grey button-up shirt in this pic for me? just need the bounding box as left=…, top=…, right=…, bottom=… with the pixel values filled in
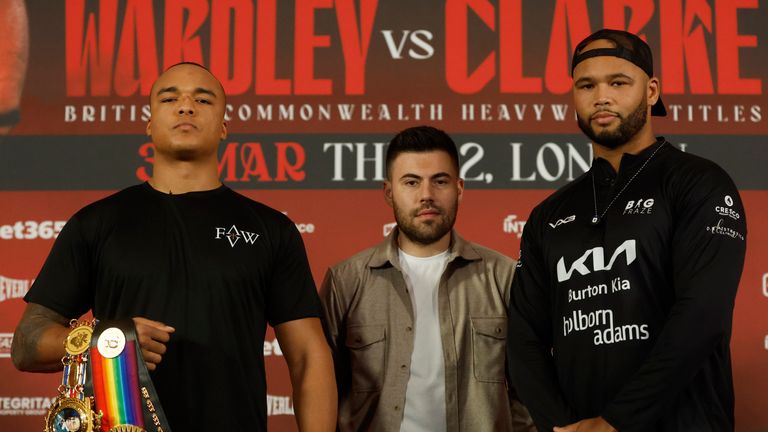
left=320, top=229, right=535, bottom=431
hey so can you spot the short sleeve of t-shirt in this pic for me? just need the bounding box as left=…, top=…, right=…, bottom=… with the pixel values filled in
left=24, top=212, right=94, bottom=318
left=264, top=218, right=321, bottom=326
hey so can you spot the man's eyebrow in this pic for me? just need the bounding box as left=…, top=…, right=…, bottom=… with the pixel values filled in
left=399, top=173, right=423, bottom=181
left=574, top=72, right=634, bottom=86
left=156, top=86, right=178, bottom=96
left=155, top=87, right=218, bottom=97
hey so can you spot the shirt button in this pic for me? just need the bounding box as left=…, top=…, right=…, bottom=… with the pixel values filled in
left=394, top=405, right=400, bottom=411
left=495, top=327, right=502, bottom=334
left=401, top=364, right=407, bottom=370
left=406, top=326, right=412, bottom=332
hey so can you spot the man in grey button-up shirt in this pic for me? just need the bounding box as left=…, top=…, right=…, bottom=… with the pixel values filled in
left=320, top=126, right=535, bottom=432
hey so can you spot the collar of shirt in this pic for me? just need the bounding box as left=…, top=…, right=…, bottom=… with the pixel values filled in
left=366, top=228, right=482, bottom=271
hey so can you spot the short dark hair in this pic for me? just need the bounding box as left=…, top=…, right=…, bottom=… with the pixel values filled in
left=386, top=126, right=460, bottom=178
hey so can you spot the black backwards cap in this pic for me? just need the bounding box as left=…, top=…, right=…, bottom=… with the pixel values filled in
left=571, top=29, right=667, bottom=117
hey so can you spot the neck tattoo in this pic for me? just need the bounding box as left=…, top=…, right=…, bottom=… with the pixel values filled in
left=590, top=142, right=666, bottom=226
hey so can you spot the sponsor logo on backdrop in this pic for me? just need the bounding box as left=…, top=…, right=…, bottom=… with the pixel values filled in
left=763, top=273, right=768, bottom=298
left=0, top=221, right=67, bottom=240
left=0, top=396, right=57, bottom=416
left=557, top=239, right=637, bottom=283
left=280, top=213, right=316, bottom=234
left=383, top=222, right=397, bottom=237
left=0, top=275, right=32, bottom=303
left=624, top=198, right=655, bottom=215
left=503, top=215, right=526, bottom=238
left=266, top=394, right=294, bottom=416
left=263, top=338, right=283, bottom=357
left=214, top=225, right=260, bottom=248
left=0, top=333, right=12, bottom=358
left=715, top=195, right=741, bottom=220
left=548, top=215, right=575, bottom=229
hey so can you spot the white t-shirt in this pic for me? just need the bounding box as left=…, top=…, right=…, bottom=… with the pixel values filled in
left=398, top=249, right=449, bottom=432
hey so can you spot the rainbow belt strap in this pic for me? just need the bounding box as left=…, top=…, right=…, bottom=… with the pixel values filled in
left=87, top=320, right=172, bottom=432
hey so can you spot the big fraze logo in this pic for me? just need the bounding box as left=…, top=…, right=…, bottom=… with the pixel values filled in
left=623, top=198, right=654, bottom=215
left=214, top=225, right=260, bottom=248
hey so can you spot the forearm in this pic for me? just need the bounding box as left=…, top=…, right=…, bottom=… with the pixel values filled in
left=12, top=307, right=70, bottom=372
left=289, top=352, right=337, bottom=432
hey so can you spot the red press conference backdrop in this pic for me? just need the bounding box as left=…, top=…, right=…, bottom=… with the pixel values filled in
left=1, top=1, right=766, bottom=430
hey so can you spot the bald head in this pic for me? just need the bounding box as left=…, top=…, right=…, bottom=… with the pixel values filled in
left=150, top=62, right=226, bottom=106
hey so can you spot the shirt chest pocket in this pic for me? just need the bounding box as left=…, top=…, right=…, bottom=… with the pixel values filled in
left=345, top=324, right=386, bottom=392
left=471, top=317, right=507, bottom=383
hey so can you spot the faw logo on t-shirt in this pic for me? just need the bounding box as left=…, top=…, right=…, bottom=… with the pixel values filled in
left=214, top=225, right=260, bottom=248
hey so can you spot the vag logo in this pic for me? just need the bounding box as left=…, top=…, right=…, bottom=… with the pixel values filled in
left=215, top=225, right=260, bottom=248
left=548, top=215, right=575, bottom=229
left=556, top=239, right=637, bottom=282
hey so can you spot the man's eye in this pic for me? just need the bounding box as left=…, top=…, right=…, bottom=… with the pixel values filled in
left=611, top=81, right=628, bottom=87
left=197, top=99, right=211, bottom=104
left=160, top=98, right=176, bottom=103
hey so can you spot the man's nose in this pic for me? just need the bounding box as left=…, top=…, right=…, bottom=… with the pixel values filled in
left=177, top=96, right=195, bottom=115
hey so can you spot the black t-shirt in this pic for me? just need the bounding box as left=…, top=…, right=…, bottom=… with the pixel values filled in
left=507, top=140, right=747, bottom=432
left=25, top=183, right=322, bottom=431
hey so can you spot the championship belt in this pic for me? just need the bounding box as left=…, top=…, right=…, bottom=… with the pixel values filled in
left=45, top=319, right=101, bottom=432
left=44, top=319, right=173, bottom=432
left=87, top=320, right=173, bottom=432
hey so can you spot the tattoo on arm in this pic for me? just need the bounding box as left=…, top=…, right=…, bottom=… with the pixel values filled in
left=12, top=303, right=71, bottom=372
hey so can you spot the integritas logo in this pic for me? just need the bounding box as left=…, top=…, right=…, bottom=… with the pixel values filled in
left=557, top=239, right=637, bottom=282
left=503, top=215, right=526, bottom=238
left=0, top=275, right=32, bottom=303
left=0, top=397, right=56, bottom=416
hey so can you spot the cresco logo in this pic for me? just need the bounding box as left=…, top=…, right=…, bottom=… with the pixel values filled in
left=715, top=195, right=740, bottom=220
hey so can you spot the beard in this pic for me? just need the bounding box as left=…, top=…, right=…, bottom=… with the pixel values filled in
left=577, top=97, right=648, bottom=149
left=393, top=201, right=457, bottom=246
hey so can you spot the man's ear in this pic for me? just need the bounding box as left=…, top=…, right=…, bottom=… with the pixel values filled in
left=146, top=119, right=152, bottom=137
left=647, top=77, right=660, bottom=108
left=383, top=181, right=393, bottom=207
left=220, top=121, right=228, bottom=140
